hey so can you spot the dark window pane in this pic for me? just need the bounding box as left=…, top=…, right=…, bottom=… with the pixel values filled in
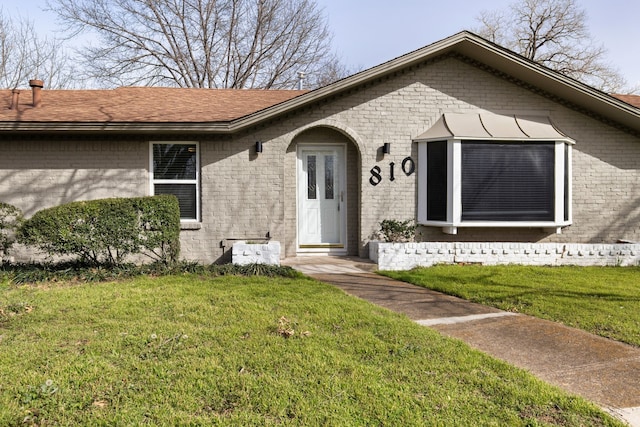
left=154, top=184, right=197, bottom=220
left=427, top=141, right=448, bottom=221
left=307, top=155, right=317, bottom=200
left=564, top=144, right=569, bottom=222
left=153, top=144, right=197, bottom=180
left=325, top=155, right=334, bottom=200
left=461, top=142, right=554, bottom=221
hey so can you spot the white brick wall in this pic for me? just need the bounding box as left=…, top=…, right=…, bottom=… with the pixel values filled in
left=371, top=241, right=640, bottom=270
left=231, top=241, right=281, bottom=265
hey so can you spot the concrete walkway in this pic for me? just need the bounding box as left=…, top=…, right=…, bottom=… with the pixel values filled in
left=283, top=256, right=640, bottom=426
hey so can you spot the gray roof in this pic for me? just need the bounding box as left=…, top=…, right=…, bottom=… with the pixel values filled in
left=413, top=113, right=575, bottom=143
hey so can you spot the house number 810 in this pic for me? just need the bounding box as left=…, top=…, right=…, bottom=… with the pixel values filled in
left=369, top=156, right=415, bottom=186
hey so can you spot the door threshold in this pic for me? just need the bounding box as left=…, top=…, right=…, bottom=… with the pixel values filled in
left=296, top=249, right=348, bottom=256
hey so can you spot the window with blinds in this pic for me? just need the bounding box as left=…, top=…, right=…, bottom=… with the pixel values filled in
left=151, top=142, right=199, bottom=221
left=418, top=138, right=572, bottom=233
left=461, top=142, right=554, bottom=221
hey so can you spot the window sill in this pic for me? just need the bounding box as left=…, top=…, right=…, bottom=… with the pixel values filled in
left=420, top=221, right=571, bottom=235
left=180, top=222, right=202, bottom=230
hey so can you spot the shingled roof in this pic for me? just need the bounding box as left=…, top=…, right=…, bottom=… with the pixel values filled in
left=0, top=86, right=307, bottom=122
left=612, top=94, right=640, bottom=109
left=1, top=32, right=639, bottom=135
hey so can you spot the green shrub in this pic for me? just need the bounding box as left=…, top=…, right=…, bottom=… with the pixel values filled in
left=0, top=202, right=23, bottom=259
left=3, top=261, right=302, bottom=285
left=18, top=196, right=180, bottom=266
left=378, top=219, right=416, bottom=242
left=134, top=195, right=181, bottom=264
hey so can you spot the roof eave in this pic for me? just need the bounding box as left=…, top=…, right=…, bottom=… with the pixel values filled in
left=0, top=122, right=233, bottom=134
left=452, top=36, right=640, bottom=133
left=2, top=32, right=638, bottom=136
left=233, top=31, right=640, bottom=135
left=230, top=34, right=465, bottom=129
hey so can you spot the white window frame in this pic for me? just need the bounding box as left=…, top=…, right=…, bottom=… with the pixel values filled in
left=417, top=138, right=573, bottom=234
left=149, top=141, right=200, bottom=222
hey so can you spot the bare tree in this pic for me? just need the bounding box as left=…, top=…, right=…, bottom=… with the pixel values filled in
left=48, top=0, right=348, bottom=89
left=0, top=9, right=75, bottom=89
left=475, top=0, right=628, bottom=93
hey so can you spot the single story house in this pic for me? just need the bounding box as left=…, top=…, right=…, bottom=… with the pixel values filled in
left=1, top=31, right=639, bottom=264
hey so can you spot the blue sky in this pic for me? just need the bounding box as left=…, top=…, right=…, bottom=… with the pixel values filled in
left=10, top=0, right=640, bottom=89
left=316, top=0, right=640, bottom=88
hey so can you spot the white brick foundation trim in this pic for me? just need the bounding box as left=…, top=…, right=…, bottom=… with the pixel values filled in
left=232, top=241, right=281, bottom=266
left=370, top=241, right=640, bottom=271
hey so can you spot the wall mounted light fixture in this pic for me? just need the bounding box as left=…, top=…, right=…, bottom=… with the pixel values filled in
left=255, top=141, right=263, bottom=153
left=382, top=142, right=391, bottom=155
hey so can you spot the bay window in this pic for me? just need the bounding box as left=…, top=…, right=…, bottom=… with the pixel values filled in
left=416, top=113, right=573, bottom=234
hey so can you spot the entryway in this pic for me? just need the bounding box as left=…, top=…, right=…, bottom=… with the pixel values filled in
left=285, top=125, right=361, bottom=259
left=297, top=144, right=346, bottom=253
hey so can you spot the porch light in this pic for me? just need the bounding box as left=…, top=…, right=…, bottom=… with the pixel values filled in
left=382, top=142, right=391, bottom=155
left=255, top=141, right=263, bottom=153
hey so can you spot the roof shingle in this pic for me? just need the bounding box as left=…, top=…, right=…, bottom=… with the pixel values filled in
left=612, top=94, right=640, bottom=109
left=0, top=87, right=307, bottom=123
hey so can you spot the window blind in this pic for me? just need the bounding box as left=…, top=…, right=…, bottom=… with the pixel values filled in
left=461, top=142, right=554, bottom=221
left=427, top=141, right=448, bottom=221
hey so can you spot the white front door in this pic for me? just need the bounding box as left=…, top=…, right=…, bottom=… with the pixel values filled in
left=297, top=145, right=346, bottom=252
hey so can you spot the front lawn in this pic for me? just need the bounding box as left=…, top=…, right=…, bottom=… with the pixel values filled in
left=0, top=274, right=622, bottom=426
left=383, top=265, right=640, bottom=347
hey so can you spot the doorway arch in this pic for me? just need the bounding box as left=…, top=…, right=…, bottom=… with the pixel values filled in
left=284, top=125, right=362, bottom=257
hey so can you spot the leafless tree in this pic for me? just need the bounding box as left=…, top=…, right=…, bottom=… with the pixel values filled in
left=475, top=0, right=629, bottom=93
left=48, top=0, right=349, bottom=89
left=0, top=9, right=75, bottom=89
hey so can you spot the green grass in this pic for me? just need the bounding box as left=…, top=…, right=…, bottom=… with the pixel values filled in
left=1, top=275, right=625, bottom=426
left=383, top=265, right=640, bottom=347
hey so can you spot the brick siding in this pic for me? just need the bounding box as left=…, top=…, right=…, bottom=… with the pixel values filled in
left=1, top=57, right=639, bottom=263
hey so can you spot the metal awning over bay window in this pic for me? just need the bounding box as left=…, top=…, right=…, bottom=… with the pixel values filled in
left=414, top=113, right=575, bottom=234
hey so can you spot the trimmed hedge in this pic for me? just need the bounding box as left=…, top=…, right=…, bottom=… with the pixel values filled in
left=0, top=202, right=23, bottom=259
left=1, top=261, right=302, bottom=285
left=19, top=196, right=180, bottom=265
